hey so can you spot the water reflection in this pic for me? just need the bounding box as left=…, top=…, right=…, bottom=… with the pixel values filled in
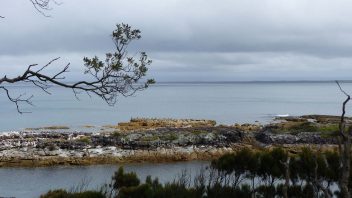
left=0, top=161, right=209, bottom=198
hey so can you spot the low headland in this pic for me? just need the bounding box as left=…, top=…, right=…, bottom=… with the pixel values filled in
left=0, top=115, right=343, bottom=167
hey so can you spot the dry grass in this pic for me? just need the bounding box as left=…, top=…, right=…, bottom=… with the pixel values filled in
left=25, top=126, right=70, bottom=130
left=117, top=118, right=216, bottom=131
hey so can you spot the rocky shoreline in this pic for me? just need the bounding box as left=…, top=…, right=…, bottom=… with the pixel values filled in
left=0, top=116, right=344, bottom=167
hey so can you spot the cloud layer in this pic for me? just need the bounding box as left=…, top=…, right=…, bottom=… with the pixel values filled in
left=1, top=0, right=352, bottom=81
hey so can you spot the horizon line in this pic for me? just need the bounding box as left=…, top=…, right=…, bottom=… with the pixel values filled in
left=154, top=80, right=352, bottom=83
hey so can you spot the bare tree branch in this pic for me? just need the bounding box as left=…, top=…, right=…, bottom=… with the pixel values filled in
left=1, top=0, right=61, bottom=18
left=0, top=86, right=34, bottom=114
left=337, top=81, right=350, bottom=98
left=336, top=81, right=350, bottom=138
left=29, top=0, right=61, bottom=17
left=0, top=24, right=154, bottom=113
left=336, top=80, right=351, bottom=198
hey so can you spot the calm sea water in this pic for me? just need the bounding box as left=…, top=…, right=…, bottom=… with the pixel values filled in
left=0, top=82, right=351, bottom=131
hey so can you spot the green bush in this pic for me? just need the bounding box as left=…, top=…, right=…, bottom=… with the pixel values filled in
left=40, top=189, right=69, bottom=198
left=40, top=189, right=105, bottom=198
left=112, top=167, right=140, bottom=189
left=77, top=136, right=91, bottom=144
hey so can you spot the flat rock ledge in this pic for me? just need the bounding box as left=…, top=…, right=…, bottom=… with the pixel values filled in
left=0, top=116, right=341, bottom=167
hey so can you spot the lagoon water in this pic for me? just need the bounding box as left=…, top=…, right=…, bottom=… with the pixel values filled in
left=1, top=81, right=352, bottom=197
left=0, top=161, right=209, bottom=198
left=0, top=81, right=351, bottom=131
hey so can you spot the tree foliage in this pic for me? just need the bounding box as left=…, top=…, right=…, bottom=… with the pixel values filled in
left=0, top=23, right=154, bottom=113
left=82, top=23, right=154, bottom=105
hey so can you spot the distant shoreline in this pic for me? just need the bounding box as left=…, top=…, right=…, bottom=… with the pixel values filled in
left=6, top=80, right=352, bottom=87
left=155, top=80, right=352, bottom=84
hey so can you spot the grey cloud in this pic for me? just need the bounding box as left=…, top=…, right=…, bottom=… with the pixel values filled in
left=149, top=52, right=352, bottom=81
left=1, top=0, right=352, bottom=81
left=1, top=0, right=352, bottom=56
left=1, top=51, right=352, bottom=82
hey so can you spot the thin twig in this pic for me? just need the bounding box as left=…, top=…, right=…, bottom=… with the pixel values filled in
left=0, top=24, right=153, bottom=113
left=0, top=86, right=34, bottom=114
left=337, top=81, right=350, bottom=98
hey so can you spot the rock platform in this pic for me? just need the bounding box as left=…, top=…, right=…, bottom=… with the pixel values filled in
left=0, top=116, right=342, bottom=167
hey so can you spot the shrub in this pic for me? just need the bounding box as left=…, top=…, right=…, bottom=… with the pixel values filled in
left=77, top=136, right=91, bottom=144
left=40, top=189, right=69, bottom=198
left=112, top=167, right=140, bottom=190
left=40, top=189, right=105, bottom=198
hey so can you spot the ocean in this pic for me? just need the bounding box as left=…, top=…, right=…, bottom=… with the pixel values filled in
left=0, top=81, right=351, bottom=131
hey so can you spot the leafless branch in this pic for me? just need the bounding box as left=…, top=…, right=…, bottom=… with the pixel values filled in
left=1, top=0, right=61, bottom=19
left=0, top=86, right=34, bottom=114
left=336, top=81, right=350, bottom=138
left=0, top=57, right=149, bottom=113
left=337, top=81, right=350, bottom=98
left=29, top=0, right=61, bottom=17
left=336, top=80, right=352, bottom=198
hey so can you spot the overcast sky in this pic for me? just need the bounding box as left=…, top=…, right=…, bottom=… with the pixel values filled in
left=1, top=0, right=352, bottom=81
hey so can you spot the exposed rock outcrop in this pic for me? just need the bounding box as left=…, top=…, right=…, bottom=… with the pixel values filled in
left=115, top=118, right=217, bottom=131
left=0, top=115, right=344, bottom=167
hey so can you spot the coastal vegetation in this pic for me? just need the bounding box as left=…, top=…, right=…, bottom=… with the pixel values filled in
left=40, top=147, right=342, bottom=198
left=40, top=190, right=105, bottom=198
left=26, top=126, right=71, bottom=130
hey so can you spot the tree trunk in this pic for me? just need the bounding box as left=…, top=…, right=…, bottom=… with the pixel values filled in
left=282, top=157, right=290, bottom=198
left=339, top=131, right=351, bottom=198
left=251, top=177, right=256, bottom=198
left=317, top=183, right=332, bottom=198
